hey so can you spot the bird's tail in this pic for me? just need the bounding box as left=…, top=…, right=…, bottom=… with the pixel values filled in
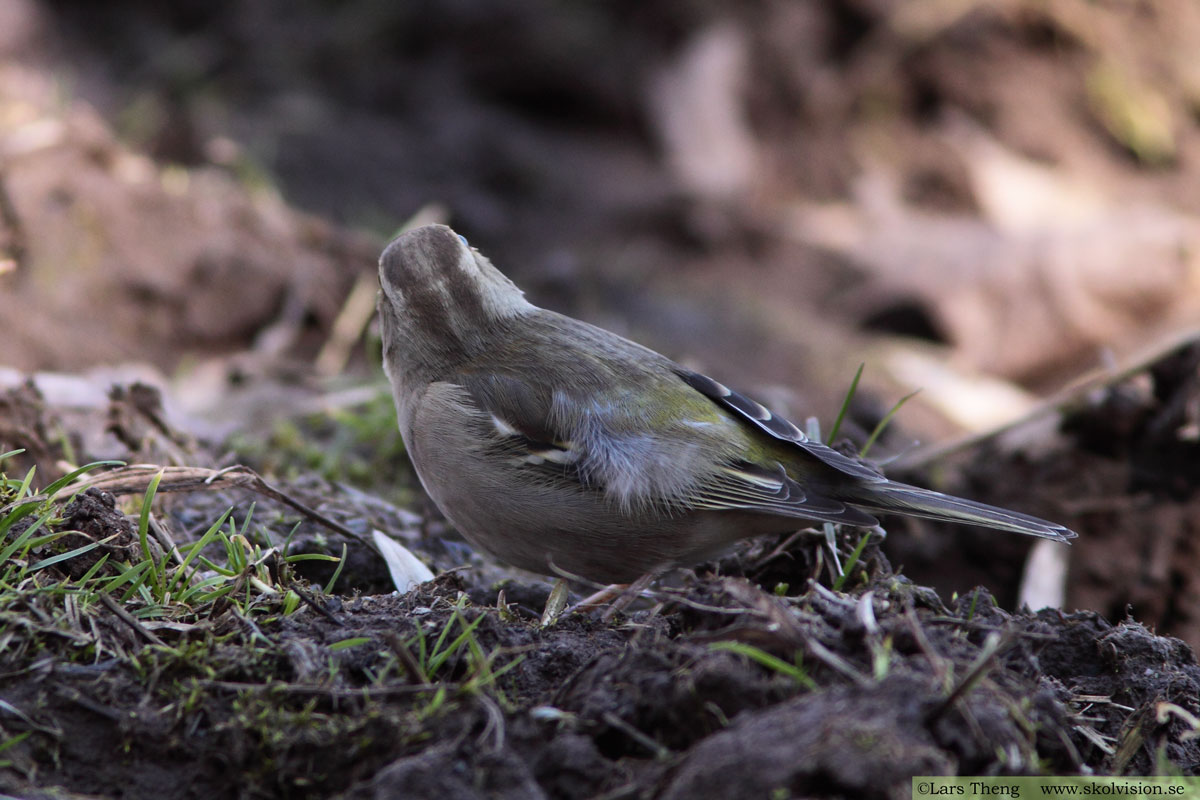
left=852, top=482, right=1076, bottom=543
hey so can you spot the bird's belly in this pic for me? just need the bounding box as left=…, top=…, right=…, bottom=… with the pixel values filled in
left=418, top=463, right=683, bottom=581
left=416, top=454, right=795, bottom=581
left=404, top=385, right=799, bottom=582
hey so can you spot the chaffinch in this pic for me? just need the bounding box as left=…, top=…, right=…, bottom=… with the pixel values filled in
left=377, top=224, right=1074, bottom=583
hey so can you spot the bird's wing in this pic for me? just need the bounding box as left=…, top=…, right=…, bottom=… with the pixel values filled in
left=691, top=459, right=880, bottom=526
left=670, top=367, right=882, bottom=524
left=458, top=367, right=878, bottom=525
left=674, top=369, right=887, bottom=483
left=456, top=372, right=584, bottom=471
left=676, top=369, right=1078, bottom=541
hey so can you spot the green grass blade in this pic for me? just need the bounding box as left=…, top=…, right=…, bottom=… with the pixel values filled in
left=429, top=602, right=462, bottom=665
left=176, top=573, right=234, bottom=604
left=101, top=559, right=152, bottom=593
left=165, top=508, right=232, bottom=597
left=16, top=466, right=36, bottom=500
left=0, top=731, right=31, bottom=757
left=861, top=389, right=920, bottom=457
left=281, top=521, right=302, bottom=558
left=486, top=653, right=526, bottom=683
left=0, top=499, right=44, bottom=538
left=75, top=553, right=111, bottom=584
left=826, top=363, right=865, bottom=445
left=329, top=637, right=371, bottom=651
left=708, top=641, right=817, bottom=689
left=191, top=582, right=237, bottom=605
left=833, top=531, right=873, bottom=592
left=428, top=613, right=486, bottom=676
left=136, top=469, right=165, bottom=597
left=322, top=543, right=348, bottom=594
left=0, top=509, right=55, bottom=561
left=195, top=554, right=238, bottom=577
left=415, top=628, right=429, bottom=676
left=284, top=553, right=341, bottom=563
left=29, top=540, right=103, bottom=572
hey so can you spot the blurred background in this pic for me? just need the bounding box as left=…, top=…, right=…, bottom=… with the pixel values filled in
left=2, top=0, right=1200, bottom=637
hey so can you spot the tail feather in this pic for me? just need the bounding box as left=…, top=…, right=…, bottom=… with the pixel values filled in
left=853, top=483, right=1076, bottom=543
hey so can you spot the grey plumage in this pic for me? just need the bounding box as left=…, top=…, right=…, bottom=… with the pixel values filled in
left=377, top=224, right=1075, bottom=583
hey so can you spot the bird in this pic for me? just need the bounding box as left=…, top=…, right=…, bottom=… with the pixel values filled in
left=376, top=224, right=1075, bottom=585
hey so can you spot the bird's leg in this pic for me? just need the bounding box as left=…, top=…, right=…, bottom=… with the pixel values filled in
left=601, top=572, right=657, bottom=622
left=567, top=570, right=660, bottom=621
left=572, top=582, right=628, bottom=612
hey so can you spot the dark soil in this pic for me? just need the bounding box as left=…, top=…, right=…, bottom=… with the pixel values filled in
left=5, top=511, right=1200, bottom=799
left=4, top=371, right=1200, bottom=799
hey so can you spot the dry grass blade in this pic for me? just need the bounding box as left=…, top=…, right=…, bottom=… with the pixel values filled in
left=315, top=272, right=385, bottom=377
left=893, top=328, right=1200, bottom=472
left=70, top=464, right=376, bottom=552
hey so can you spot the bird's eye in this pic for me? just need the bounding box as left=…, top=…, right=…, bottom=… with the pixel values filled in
left=458, top=235, right=469, bottom=248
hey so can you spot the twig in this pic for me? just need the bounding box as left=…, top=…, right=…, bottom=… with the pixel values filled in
left=892, top=328, right=1200, bottom=472
left=384, top=631, right=430, bottom=686
left=291, top=584, right=344, bottom=626
left=601, top=712, right=671, bottom=760
left=804, top=637, right=871, bottom=688
left=927, top=631, right=1003, bottom=721
left=98, top=593, right=168, bottom=648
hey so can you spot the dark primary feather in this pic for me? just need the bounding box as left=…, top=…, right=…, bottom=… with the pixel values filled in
left=675, top=369, right=886, bottom=483
left=851, top=484, right=1076, bottom=541
left=675, top=368, right=1076, bottom=543
left=695, top=462, right=880, bottom=527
